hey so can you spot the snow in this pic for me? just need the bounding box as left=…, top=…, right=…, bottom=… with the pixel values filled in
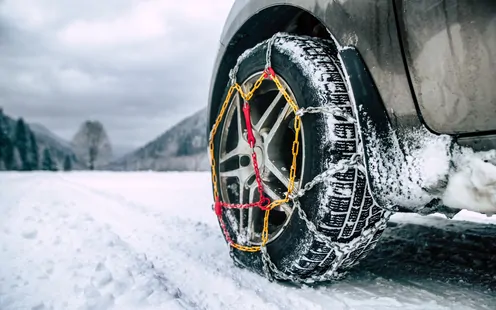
left=277, top=36, right=332, bottom=94
left=368, top=127, right=453, bottom=209
left=1, top=172, right=496, bottom=310
left=363, top=122, right=496, bottom=215
left=442, top=148, right=496, bottom=215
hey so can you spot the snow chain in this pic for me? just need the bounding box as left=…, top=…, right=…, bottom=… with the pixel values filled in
left=209, top=33, right=393, bottom=283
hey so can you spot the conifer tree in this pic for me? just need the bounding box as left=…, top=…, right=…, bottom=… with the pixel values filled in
left=12, top=146, right=22, bottom=170
left=29, top=132, right=39, bottom=170
left=3, top=140, right=14, bottom=170
left=63, top=155, right=72, bottom=171
left=42, top=148, right=57, bottom=171
left=14, top=118, right=29, bottom=170
left=0, top=109, right=8, bottom=169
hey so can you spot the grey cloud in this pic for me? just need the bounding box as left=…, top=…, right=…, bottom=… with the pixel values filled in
left=0, top=0, right=232, bottom=150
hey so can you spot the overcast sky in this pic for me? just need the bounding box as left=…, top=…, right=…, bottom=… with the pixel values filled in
left=0, top=0, right=234, bottom=152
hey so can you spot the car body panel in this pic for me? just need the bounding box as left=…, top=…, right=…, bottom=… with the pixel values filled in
left=209, top=0, right=496, bottom=145
left=396, top=0, right=496, bottom=134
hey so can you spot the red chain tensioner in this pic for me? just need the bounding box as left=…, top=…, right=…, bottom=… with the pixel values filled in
left=214, top=68, right=277, bottom=247
left=263, top=67, right=276, bottom=80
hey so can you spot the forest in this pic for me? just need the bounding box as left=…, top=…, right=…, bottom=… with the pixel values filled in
left=0, top=109, right=72, bottom=171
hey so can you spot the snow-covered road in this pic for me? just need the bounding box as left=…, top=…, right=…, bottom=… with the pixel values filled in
left=1, top=172, right=495, bottom=310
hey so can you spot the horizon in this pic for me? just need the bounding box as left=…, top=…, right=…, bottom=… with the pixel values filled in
left=1, top=104, right=207, bottom=157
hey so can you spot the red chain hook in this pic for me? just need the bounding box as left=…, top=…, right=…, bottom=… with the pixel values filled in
left=242, top=102, right=256, bottom=148
left=263, top=67, right=276, bottom=80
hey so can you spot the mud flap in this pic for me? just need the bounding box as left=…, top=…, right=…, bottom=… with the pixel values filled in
left=338, top=46, right=398, bottom=208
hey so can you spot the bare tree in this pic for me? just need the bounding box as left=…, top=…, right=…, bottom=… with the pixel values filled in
left=71, top=121, right=112, bottom=170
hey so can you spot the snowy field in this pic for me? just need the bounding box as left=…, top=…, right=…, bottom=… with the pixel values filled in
left=1, top=172, right=495, bottom=310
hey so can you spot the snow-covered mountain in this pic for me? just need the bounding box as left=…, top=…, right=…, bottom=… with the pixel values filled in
left=28, top=122, right=82, bottom=169
left=29, top=123, right=72, bottom=150
left=106, top=108, right=209, bottom=171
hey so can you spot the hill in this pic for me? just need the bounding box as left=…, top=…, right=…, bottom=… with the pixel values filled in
left=106, top=108, right=209, bottom=171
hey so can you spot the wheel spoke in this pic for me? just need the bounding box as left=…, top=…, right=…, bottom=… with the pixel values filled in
left=264, top=186, right=292, bottom=217
left=219, top=145, right=243, bottom=165
left=239, top=185, right=246, bottom=236
left=220, top=95, right=250, bottom=165
left=236, top=94, right=245, bottom=142
left=263, top=185, right=284, bottom=201
left=247, top=184, right=257, bottom=240
left=265, top=159, right=290, bottom=188
left=254, top=92, right=284, bottom=132
left=219, top=165, right=254, bottom=185
left=266, top=104, right=290, bottom=145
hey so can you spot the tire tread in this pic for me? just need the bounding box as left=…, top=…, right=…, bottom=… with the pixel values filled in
left=272, top=35, right=387, bottom=278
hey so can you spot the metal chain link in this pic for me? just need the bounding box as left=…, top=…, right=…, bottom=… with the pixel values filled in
left=265, top=35, right=276, bottom=70
left=289, top=153, right=364, bottom=201
left=261, top=199, right=393, bottom=284
left=229, top=66, right=238, bottom=86
left=297, top=106, right=356, bottom=123
left=219, top=33, right=394, bottom=284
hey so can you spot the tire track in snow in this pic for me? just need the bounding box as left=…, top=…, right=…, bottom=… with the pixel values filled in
left=58, top=175, right=359, bottom=310
left=124, top=253, right=204, bottom=310
left=4, top=173, right=496, bottom=310
left=58, top=173, right=496, bottom=310
left=2, top=177, right=200, bottom=310
left=357, top=217, right=496, bottom=290
left=53, top=178, right=222, bottom=309
left=56, top=176, right=290, bottom=310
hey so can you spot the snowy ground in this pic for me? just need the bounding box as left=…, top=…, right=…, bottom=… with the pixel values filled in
left=1, top=172, right=495, bottom=310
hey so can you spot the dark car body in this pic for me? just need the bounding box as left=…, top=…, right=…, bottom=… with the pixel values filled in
left=208, top=0, right=496, bottom=152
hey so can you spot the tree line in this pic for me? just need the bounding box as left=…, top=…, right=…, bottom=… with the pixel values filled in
left=0, top=109, right=72, bottom=171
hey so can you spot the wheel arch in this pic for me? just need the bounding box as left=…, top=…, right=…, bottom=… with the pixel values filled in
left=207, top=1, right=419, bottom=140
left=207, top=4, right=335, bottom=138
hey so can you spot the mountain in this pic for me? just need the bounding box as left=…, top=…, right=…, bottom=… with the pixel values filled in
left=106, top=108, right=209, bottom=171
left=28, top=122, right=82, bottom=169
left=71, top=121, right=113, bottom=170
left=111, top=144, right=134, bottom=161
left=29, top=123, right=72, bottom=149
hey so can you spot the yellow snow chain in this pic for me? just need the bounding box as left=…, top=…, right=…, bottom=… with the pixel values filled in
left=209, top=67, right=302, bottom=252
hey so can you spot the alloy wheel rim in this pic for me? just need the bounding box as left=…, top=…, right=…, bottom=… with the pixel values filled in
left=218, top=71, right=305, bottom=245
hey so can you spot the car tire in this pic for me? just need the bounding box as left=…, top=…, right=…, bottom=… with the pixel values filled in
left=211, top=33, right=389, bottom=281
